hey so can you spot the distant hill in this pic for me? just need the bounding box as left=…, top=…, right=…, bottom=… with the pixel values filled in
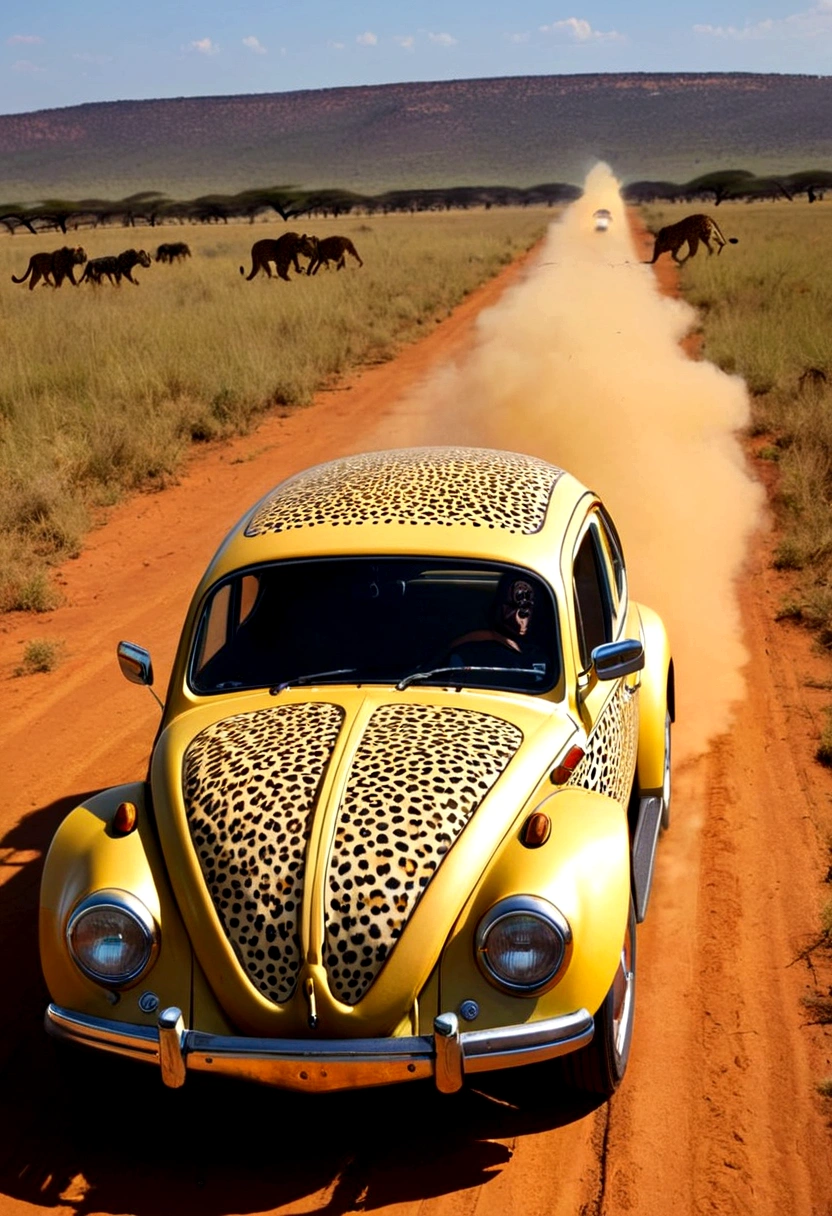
left=2, top=72, right=832, bottom=204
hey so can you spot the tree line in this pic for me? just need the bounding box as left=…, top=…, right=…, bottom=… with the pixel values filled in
left=622, top=169, right=832, bottom=206
left=0, top=182, right=583, bottom=235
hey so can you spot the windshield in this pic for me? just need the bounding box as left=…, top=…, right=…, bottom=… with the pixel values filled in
left=190, top=557, right=560, bottom=695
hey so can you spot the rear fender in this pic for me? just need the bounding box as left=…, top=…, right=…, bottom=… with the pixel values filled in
left=635, top=603, right=673, bottom=796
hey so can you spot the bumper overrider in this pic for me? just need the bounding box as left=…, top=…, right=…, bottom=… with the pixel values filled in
left=46, top=1003, right=594, bottom=1093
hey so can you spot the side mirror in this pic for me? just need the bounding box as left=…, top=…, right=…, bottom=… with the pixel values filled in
left=118, top=641, right=154, bottom=687
left=591, top=638, right=644, bottom=681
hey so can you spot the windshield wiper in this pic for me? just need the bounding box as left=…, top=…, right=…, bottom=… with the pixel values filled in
left=396, top=664, right=543, bottom=691
left=271, top=668, right=357, bottom=694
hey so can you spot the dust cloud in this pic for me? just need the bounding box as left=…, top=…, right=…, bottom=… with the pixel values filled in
left=392, top=163, right=764, bottom=761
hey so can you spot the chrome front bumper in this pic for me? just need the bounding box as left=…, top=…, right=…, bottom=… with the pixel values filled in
left=46, top=1003, right=594, bottom=1094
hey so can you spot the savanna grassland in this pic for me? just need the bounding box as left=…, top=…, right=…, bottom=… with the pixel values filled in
left=642, top=198, right=832, bottom=754
left=0, top=207, right=551, bottom=613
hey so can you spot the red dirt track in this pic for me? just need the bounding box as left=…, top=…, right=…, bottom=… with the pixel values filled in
left=0, top=218, right=830, bottom=1215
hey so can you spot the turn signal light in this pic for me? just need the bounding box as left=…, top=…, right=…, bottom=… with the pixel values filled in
left=550, top=745, right=585, bottom=785
left=521, top=812, right=551, bottom=848
left=113, top=801, right=138, bottom=835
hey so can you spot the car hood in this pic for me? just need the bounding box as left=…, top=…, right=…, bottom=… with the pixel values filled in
left=151, top=688, right=576, bottom=1036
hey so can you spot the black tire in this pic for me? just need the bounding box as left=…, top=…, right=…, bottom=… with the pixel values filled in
left=561, top=899, right=636, bottom=1097
left=660, top=709, right=672, bottom=831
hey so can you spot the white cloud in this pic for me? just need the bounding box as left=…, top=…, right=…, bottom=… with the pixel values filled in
left=12, top=59, right=45, bottom=73
left=428, top=31, right=457, bottom=46
left=189, top=37, right=219, bottom=56
left=242, top=35, right=266, bottom=54
left=394, top=34, right=415, bottom=49
left=7, top=34, right=42, bottom=45
left=694, top=3, right=832, bottom=40
left=508, top=31, right=530, bottom=43
left=540, top=17, right=624, bottom=42
left=356, top=31, right=378, bottom=46
left=328, top=40, right=346, bottom=50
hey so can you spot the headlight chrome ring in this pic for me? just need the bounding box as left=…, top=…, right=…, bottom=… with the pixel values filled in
left=67, top=889, right=159, bottom=989
left=475, top=894, right=572, bottom=996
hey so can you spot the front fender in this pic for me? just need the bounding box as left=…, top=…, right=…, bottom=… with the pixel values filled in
left=39, top=783, right=195, bottom=1027
left=635, top=603, right=673, bottom=795
left=438, top=786, right=631, bottom=1030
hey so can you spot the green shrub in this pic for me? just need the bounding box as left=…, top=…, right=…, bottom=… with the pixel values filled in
left=14, top=638, right=64, bottom=675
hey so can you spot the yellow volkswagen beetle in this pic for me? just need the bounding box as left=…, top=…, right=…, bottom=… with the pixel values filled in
left=40, top=447, right=673, bottom=1099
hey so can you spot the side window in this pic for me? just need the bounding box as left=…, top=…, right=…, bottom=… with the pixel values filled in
left=598, top=506, right=627, bottom=614
left=572, top=525, right=614, bottom=669
left=194, top=573, right=261, bottom=680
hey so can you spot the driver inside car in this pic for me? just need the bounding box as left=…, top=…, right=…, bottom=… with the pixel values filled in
left=447, top=574, right=548, bottom=670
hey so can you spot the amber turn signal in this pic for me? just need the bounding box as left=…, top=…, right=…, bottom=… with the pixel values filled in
left=521, top=812, right=551, bottom=848
left=550, top=745, right=585, bottom=785
left=113, top=801, right=138, bottom=835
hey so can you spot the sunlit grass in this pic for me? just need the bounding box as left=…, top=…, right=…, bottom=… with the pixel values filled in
left=642, top=199, right=832, bottom=639
left=0, top=208, right=552, bottom=611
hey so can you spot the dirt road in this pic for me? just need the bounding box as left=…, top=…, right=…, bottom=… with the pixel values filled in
left=1, top=212, right=830, bottom=1216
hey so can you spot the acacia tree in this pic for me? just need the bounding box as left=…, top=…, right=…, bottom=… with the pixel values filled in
left=682, top=170, right=756, bottom=205
left=780, top=169, right=832, bottom=202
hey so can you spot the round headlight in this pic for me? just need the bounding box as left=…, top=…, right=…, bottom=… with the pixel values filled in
left=67, top=890, right=158, bottom=988
left=476, top=896, right=571, bottom=995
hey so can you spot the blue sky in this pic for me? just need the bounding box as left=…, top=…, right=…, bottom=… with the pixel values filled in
left=3, top=2, right=832, bottom=115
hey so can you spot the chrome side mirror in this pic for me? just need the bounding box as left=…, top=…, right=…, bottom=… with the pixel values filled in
left=591, top=638, right=644, bottom=681
left=118, top=641, right=154, bottom=686
left=118, top=641, right=164, bottom=711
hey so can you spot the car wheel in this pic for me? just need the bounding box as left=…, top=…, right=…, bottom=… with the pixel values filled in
left=660, top=709, right=672, bottom=830
left=561, top=898, right=636, bottom=1097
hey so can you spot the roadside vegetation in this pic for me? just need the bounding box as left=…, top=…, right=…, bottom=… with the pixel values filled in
left=0, top=207, right=551, bottom=612
left=13, top=639, right=64, bottom=676
left=643, top=199, right=832, bottom=1099
left=642, top=199, right=832, bottom=662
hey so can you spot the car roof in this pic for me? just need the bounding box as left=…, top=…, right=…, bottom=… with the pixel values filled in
left=203, top=447, right=594, bottom=584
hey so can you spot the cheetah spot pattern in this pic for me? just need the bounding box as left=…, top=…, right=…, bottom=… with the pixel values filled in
left=245, top=448, right=563, bottom=537
left=183, top=703, right=344, bottom=1004
left=568, top=684, right=639, bottom=806
left=324, top=703, right=523, bottom=1004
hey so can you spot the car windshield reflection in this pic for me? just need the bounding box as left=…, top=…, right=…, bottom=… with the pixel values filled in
left=190, top=557, right=560, bottom=695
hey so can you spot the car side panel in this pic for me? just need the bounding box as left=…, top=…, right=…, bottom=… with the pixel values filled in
left=634, top=602, right=673, bottom=795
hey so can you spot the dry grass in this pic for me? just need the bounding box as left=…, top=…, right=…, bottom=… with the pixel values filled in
left=0, top=208, right=552, bottom=611
left=14, top=638, right=64, bottom=675
left=643, top=202, right=832, bottom=1024
left=641, top=200, right=832, bottom=640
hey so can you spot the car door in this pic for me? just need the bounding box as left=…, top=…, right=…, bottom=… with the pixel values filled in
left=569, top=508, right=639, bottom=806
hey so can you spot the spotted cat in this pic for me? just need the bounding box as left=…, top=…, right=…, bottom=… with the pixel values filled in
left=649, top=214, right=738, bottom=265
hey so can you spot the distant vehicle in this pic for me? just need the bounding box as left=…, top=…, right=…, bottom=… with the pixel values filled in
left=593, top=209, right=613, bottom=232
left=40, top=446, right=673, bottom=1101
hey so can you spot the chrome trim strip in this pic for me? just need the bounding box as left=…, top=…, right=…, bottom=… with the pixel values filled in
left=46, top=1004, right=161, bottom=1061
left=462, top=1009, right=594, bottom=1072
left=45, top=1003, right=594, bottom=1092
